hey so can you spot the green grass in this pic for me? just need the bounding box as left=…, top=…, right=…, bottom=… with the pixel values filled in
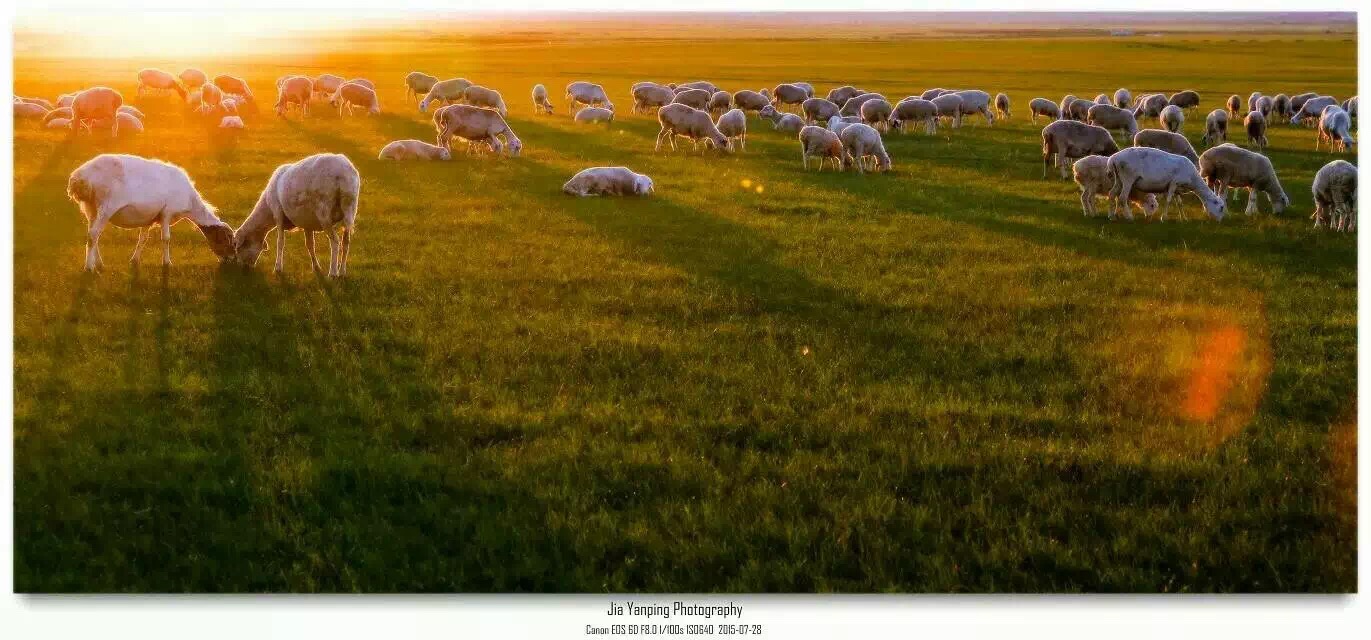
left=12, top=27, right=1357, bottom=592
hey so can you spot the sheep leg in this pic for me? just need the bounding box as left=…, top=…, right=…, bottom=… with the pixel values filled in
left=305, top=231, right=322, bottom=272
left=273, top=221, right=286, bottom=275
left=339, top=226, right=352, bottom=277
left=84, top=215, right=110, bottom=272
left=1161, top=183, right=1179, bottom=221
left=131, top=227, right=149, bottom=264
left=324, top=228, right=341, bottom=278
left=802, top=151, right=809, bottom=170
left=1245, top=188, right=1259, bottom=215
left=1080, top=188, right=1094, bottom=216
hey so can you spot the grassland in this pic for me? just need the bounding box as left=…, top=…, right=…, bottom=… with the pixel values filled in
left=11, top=23, right=1358, bottom=592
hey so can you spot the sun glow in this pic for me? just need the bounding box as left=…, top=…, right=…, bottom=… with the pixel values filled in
left=15, top=12, right=369, bottom=59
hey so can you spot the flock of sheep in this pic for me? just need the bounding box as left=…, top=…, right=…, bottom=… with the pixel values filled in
left=11, top=68, right=1362, bottom=278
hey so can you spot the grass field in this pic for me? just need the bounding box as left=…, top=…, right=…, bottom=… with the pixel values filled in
left=11, top=20, right=1358, bottom=592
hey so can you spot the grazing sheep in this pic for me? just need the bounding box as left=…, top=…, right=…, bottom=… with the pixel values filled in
left=14, top=101, right=47, bottom=119
left=405, top=72, right=439, bottom=104
left=117, top=105, right=144, bottom=121
left=801, top=97, right=841, bottom=124
left=346, top=78, right=376, bottom=92
left=566, top=81, right=613, bottom=111
left=1289, top=92, right=1319, bottom=115
left=995, top=93, right=1011, bottom=119
left=115, top=111, right=143, bottom=135
left=330, top=82, right=381, bottom=116
left=1114, top=88, right=1132, bottom=108
left=1244, top=110, right=1269, bottom=151
left=1094, top=93, right=1111, bottom=105
left=67, top=154, right=235, bottom=270
left=827, top=114, right=862, bottom=135
left=840, top=92, right=886, bottom=117
left=921, top=88, right=950, bottom=101
left=1168, top=90, right=1201, bottom=112
left=56, top=93, right=75, bottom=108
left=708, top=90, right=733, bottom=116
left=70, top=87, right=124, bottom=136
left=45, top=117, right=72, bottom=129
left=460, top=85, right=507, bottom=116
left=219, top=116, right=245, bottom=129
left=1066, top=98, right=1095, bottom=122
left=672, top=88, right=711, bottom=110
left=791, top=83, right=815, bottom=98
left=1292, top=96, right=1337, bottom=126
left=1202, top=109, right=1229, bottom=146
left=1029, top=97, right=1060, bottom=122
left=1058, top=94, right=1079, bottom=120
left=1073, top=155, right=1158, bottom=218
left=769, top=112, right=805, bottom=134
left=562, top=167, right=654, bottom=197
left=839, top=123, right=891, bottom=174
left=1227, top=94, right=1243, bottom=117
left=828, top=86, right=865, bottom=105
left=1317, top=107, right=1355, bottom=153
left=42, top=107, right=73, bottom=125
left=1342, top=96, right=1358, bottom=119
left=232, top=153, right=360, bottom=277
left=860, top=98, right=893, bottom=131
left=675, top=80, right=719, bottom=94
left=799, top=125, right=844, bottom=170
left=1272, top=94, right=1292, bottom=121
left=419, top=78, right=473, bottom=112
left=575, top=106, right=615, bottom=124
left=213, top=75, right=252, bottom=100
left=434, top=104, right=523, bottom=156
left=633, top=84, right=675, bottom=114
left=732, top=89, right=771, bottom=115
left=1133, top=93, right=1168, bottom=118
left=1041, top=120, right=1119, bottom=179
left=889, top=98, right=940, bottom=135
left=951, top=90, right=996, bottom=126
left=532, top=83, right=555, bottom=114
left=1108, top=147, right=1226, bottom=221
left=1311, top=160, right=1357, bottom=231
left=378, top=139, right=452, bottom=161
left=1248, top=92, right=1263, bottom=113
left=16, top=96, right=54, bottom=110
left=1160, top=105, right=1184, bottom=133
left=655, top=103, right=730, bottom=152
left=932, top=94, right=966, bottom=128
left=1256, top=95, right=1273, bottom=119
left=137, top=69, right=188, bottom=100
left=200, top=83, right=223, bottom=108
left=275, top=76, right=314, bottom=117
left=771, top=83, right=809, bottom=110
left=1134, top=129, right=1200, bottom=167
left=179, top=68, right=207, bottom=89
left=1198, top=143, right=1290, bottom=215
left=314, top=74, right=346, bottom=98
left=1086, top=104, right=1139, bottom=141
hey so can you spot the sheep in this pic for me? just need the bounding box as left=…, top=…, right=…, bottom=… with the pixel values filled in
left=14, top=101, right=47, bottom=119
left=840, top=92, right=886, bottom=117
left=1289, top=92, right=1319, bottom=114
left=1094, top=93, right=1111, bottom=105
left=419, top=78, right=473, bottom=112
left=1248, top=92, right=1263, bottom=113
left=1029, top=97, right=1060, bottom=122
left=801, top=97, right=841, bottom=124
left=1316, top=107, right=1355, bottom=153
left=769, top=112, right=805, bottom=134
left=200, top=83, right=223, bottom=108
left=1058, top=94, right=1079, bottom=120
left=378, top=139, right=452, bottom=161
left=531, top=84, right=555, bottom=114
left=1114, top=88, right=1132, bottom=109
left=633, top=84, right=674, bottom=114
left=330, top=82, right=381, bottom=116
left=314, top=74, right=346, bottom=98
left=575, top=106, right=615, bottom=124
left=459, top=85, right=507, bottom=116
left=1040, top=120, right=1119, bottom=179
left=56, top=93, right=75, bottom=108
left=1067, top=98, right=1095, bottom=122
left=889, top=98, right=939, bottom=135
left=433, top=104, right=523, bottom=157
left=1085, top=103, right=1138, bottom=141
left=799, top=125, right=844, bottom=171
left=70, top=87, right=124, bottom=137
left=1198, top=143, right=1290, bottom=215
left=1134, top=129, right=1200, bottom=167
left=1272, top=94, right=1292, bottom=122
left=115, top=112, right=143, bottom=135
left=1202, top=109, right=1229, bottom=146
left=1168, top=90, right=1201, bottom=112
left=771, top=83, right=809, bottom=110
left=213, top=75, right=253, bottom=100
left=932, top=94, right=965, bottom=128
left=827, top=114, right=861, bottom=135
left=45, top=117, right=72, bottom=129
left=1256, top=95, right=1273, bottom=119
left=219, top=116, right=245, bottom=129
left=179, top=68, right=207, bottom=89
left=565, top=81, right=613, bottom=111
left=995, top=93, right=1011, bottom=120
left=860, top=98, right=893, bottom=131
left=562, top=166, right=654, bottom=197
left=1072, top=155, right=1158, bottom=218
left=117, top=105, right=145, bottom=121
left=791, top=83, right=815, bottom=98
left=275, top=76, right=314, bottom=117
left=828, top=85, right=865, bottom=105
left=136, top=69, right=188, bottom=100
left=401, top=72, right=438, bottom=104
left=708, top=90, right=733, bottom=116
left=839, top=123, right=891, bottom=174
left=655, top=103, right=730, bottom=153
left=951, top=90, right=996, bottom=126
left=346, top=78, right=376, bottom=92
left=16, top=96, right=54, bottom=110
left=672, top=88, right=712, bottom=110
left=1108, top=147, right=1226, bottom=221
left=1227, top=94, right=1243, bottom=117
left=232, top=153, right=360, bottom=277
left=920, top=88, right=950, bottom=100
left=67, top=154, right=235, bottom=271
left=1160, top=104, right=1185, bottom=133
left=675, top=81, right=719, bottom=94
left=1292, top=96, right=1337, bottom=126
left=1342, top=96, right=1358, bottom=119
left=41, top=106, right=73, bottom=125
left=1311, top=159, right=1357, bottom=231
left=1133, top=93, right=1168, bottom=118
left=732, top=89, right=771, bottom=115
left=1244, top=110, right=1269, bottom=151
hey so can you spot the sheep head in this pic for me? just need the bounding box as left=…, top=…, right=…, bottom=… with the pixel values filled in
left=231, top=227, right=268, bottom=267
left=197, top=223, right=237, bottom=261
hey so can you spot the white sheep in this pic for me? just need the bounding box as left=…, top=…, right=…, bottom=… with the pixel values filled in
left=118, top=105, right=145, bottom=121
left=675, top=81, right=718, bottom=94
left=672, top=88, right=712, bottom=110
left=378, top=139, right=452, bottom=161
left=1159, top=104, right=1184, bottom=133
left=330, top=82, right=381, bottom=116
left=574, top=106, right=615, bottom=124
left=1029, top=97, right=1059, bottom=122
left=1342, top=96, right=1358, bottom=119
left=562, top=167, right=654, bottom=197
left=889, top=98, right=939, bottom=135
left=839, top=92, right=886, bottom=118
left=315, top=74, right=346, bottom=98
left=827, top=114, right=861, bottom=135
left=433, top=104, right=523, bottom=157
left=801, top=97, right=841, bottom=124
left=715, top=108, right=748, bottom=150
left=16, top=96, right=54, bottom=110
left=219, top=116, right=245, bottom=129
left=1040, top=120, right=1119, bottom=179
left=1272, top=94, right=1291, bottom=121
left=1202, top=109, right=1228, bottom=146
left=462, top=85, right=507, bottom=116
left=1107, top=147, right=1226, bottom=221
left=1244, top=110, right=1268, bottom=151
left=1292, top=96, right=1337, bottom=126
left=633, top=84, right=675, bottom=114
left=1114, top=88, right=1131, bottom=108
left=275, top=76, right=314, bottom=117
left=1311, top=160, right=1356, bottom=231
left=419, top=78, right=473, bottom=112
left=931, top=94, right=965, bottom=128
left=565, top=81, right=613, bottom=111
left=1168, top=90, right=1201, bottom=112
left=199, top=83, right=223, bottom=108
left=179, top=68, right=207, bottom=89
left=1085, top=104, right=1138, bottom=141
left=1255, top=95, right=1273, bottom=119
left=1227, top=95, right=1243, bottom=116
left=14, top=101, right=47, bottom=119
left=213, top=75, right=253, bottom=100
left=115, top=111, right=143, bottom=135
left=759, top=107, right=804, bottom=134
left=1058, top=94, right=1079, bottom=120
left=708, top=90, right=733, bottom=115
left=828, top=86, right=865, bottom=105
left=1316, top=107, right=1355, bottom=153
left=1094, top=93, right=1110, bottom=105
left=405, top=72, right=439, bottom=104
left=1073, top=155, right=1157, bottom=218
left=771, top=84, right=809, bottom=110
left=1133, top=94, right=1168, bottom=118
left=798, top=125, right=844, bottom=170
left=137, top=69, right=187, bottom=100
left=860, top=98, right=893, bottom=131
left=655, top=103, right=730, bottom=153
left=42, top=106, right=73, bottom=125
left=1247, top=92, right=1263, bottom=113
left=839, top=123, right=891, bottom=174
left=1289, top=92, right=1319, bottom=115
left=1134, top=129, right=1200, bottom=167
left=1198, top=143, right=1291, bottom=215
left=67, top=154, right=235, bottom=270
left=732, top=90, right=771, bottom=114
left=532, top=84, right=555, bottom=114
left=232, top=153, right=360, bottom=277
left=70, top=87, right=124, bottom=136
left=45, top=117, right=72, bottom=129
left=995, top=93, right=1011, bottom=120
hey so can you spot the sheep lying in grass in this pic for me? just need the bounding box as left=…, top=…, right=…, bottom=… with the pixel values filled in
left=532, top=84, right=555, bottom=114
left=1198, top=143, right=1289, bottom=215
left=655, top=103, right=730, bottom=153
left=1134, top=129, right=1199, bottom=167
left=67, top=154, right=235, bottom=270
left=801, top=97, right=840, bottom=124
left=330, top=82, right=381, bottom=116
left=276, top=76, right=314, bottom=117
left=840, top=123, right=891, bottom=174
left=137, top=69, right=188, bottom=100
left=562, top=167, right=654, bottom=197
left=889, top=98, right=939, bottom=135
left=463, top=85, right=508, bottom=116
left=1086, top=103, right=1138, bottom=141
left=1203, top=109, right=1228, bottom=146
left=1108, top=147, right=1226, bottom=221
left=233, top=153, right=360, bottom=277
left=1029, top=97, right=1059, bottom=122
left=1041, top=120, right=1119, bottom=179
left=405, top=72, right=438, bottom=104
left=1311, top=159, right=1356, bottom=231
left=70, top=87, right=124, bottom=137
left=1073, top=155, right=1158, bottom=218
left=1317, top=107, right=1355, bottom=153
left=566, top=81, right=613, bottom=111
left=1244, top=110, right=1268, bottom=151
left=1160, top=105, right=1184, bottom=133
left=419, top=78, right=473, bottom=112
left=575, top=106, right=615, bottom=124
left=799, top=125, right=844, bottom=170
left=379, top=139, right=452, bottom=161
left=434, top=104, right=523, bottom=157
